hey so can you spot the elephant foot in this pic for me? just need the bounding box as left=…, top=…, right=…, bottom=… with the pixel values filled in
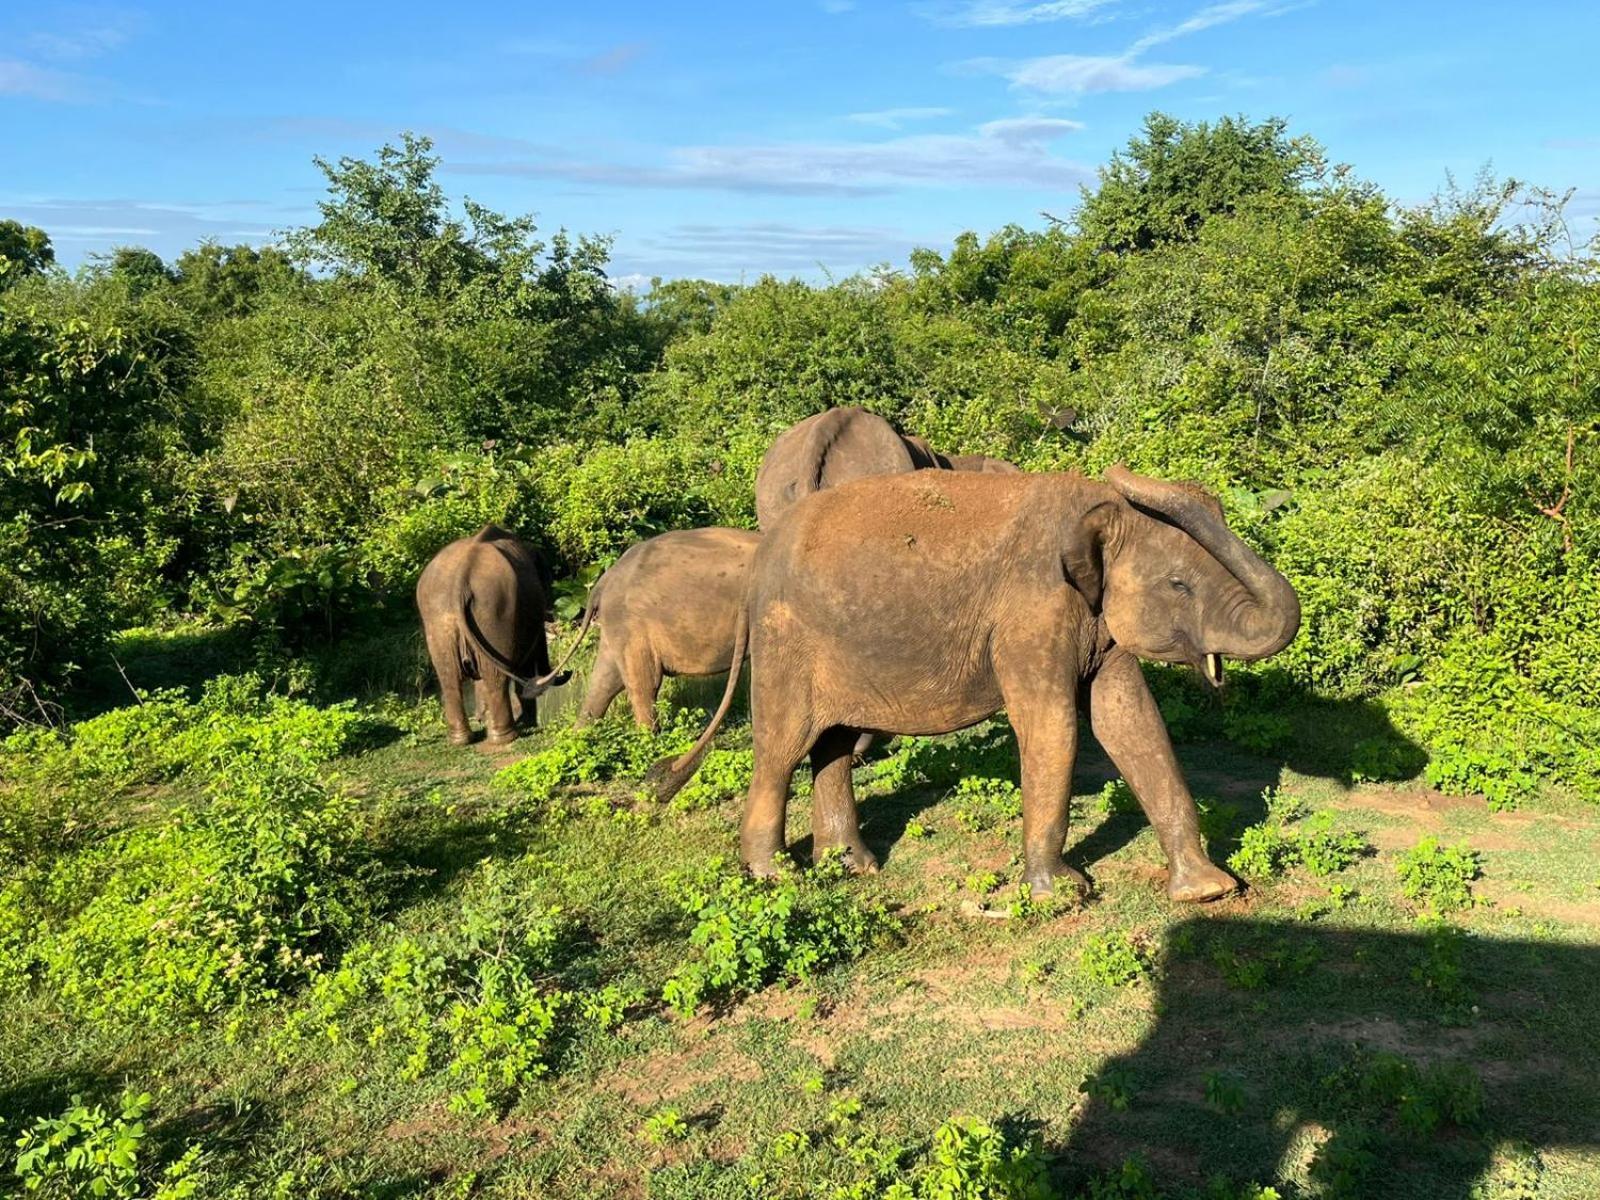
left=1166, top=857, right=1236, bottom=903
left=741, top=835, right=787, bottom=879
left=1023, top=861, right=1090, bottom=898
left=446, top=726, right=473, bottom=747
left=814, top=840, right=879, bottom=875
left=484, top=726, right=519, bottom=746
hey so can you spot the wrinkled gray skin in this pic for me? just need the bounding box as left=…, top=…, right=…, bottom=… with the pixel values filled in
left=547, top=527, right=760, bottom=730
left=659, top=467, right=1300, bottom=903
left=755, top=407, right=944, bottom=530
left=417, top=525, right=565, bottom=746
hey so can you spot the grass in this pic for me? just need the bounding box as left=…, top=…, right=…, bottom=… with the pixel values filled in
left=3, top=665, right=1599, bottom=1198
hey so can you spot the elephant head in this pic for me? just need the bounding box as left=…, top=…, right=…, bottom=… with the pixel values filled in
left=1089, top=466, right=1301, bottom=686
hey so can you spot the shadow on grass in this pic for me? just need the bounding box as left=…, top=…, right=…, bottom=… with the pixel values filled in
left=1054, top=917, right=1600, bottom=1197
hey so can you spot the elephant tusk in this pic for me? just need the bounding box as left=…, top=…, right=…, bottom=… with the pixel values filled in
left=1204, top=653, right=1225, bottom=688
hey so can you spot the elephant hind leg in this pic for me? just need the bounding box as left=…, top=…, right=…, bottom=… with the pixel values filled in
left=478, top=670, right=518, bottom=745
left=576, top=643, right=625, bottom=728
left=741, top=683, right=817, bottom=876
left=424, top=618, right=472, bottom=745
left=810, top=726, right=877, bottom=873
left=621, top=645, right=664, bottom=731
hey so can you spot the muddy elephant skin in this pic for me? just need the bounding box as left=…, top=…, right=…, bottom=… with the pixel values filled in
left=416, top=525, right=564, bottom=746
left=945, top=453, right=1021, bottom=474
left=755, top=407, right=939, bottom=530
left=551, top=527, right=760, bottom=730
left=660, top=467, right=1300, bottom=903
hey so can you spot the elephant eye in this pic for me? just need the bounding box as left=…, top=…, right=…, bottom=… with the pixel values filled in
left=1168, top=577, right=1192, bottom=595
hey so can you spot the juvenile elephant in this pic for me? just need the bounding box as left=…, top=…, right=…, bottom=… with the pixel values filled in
left=755, top=407, right=943, bottom=529
left=658, top=467, right=1300, bottom=903
left=545, top=527, right=759, bottom=730
left=416, top=525, right=568, bottom=746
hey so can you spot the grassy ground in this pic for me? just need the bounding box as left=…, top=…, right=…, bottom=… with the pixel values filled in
left=4, top=657, right=1599, bottom=1198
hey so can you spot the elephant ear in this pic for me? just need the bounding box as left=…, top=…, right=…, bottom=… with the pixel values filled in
left=1061, top=498, right=1119, bottom=608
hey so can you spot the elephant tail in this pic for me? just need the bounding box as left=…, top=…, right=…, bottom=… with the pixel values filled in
left=459, top=591, right=542, bottom=690
left=648, top=594, right=749, bottom=803
left=532, top=573, right=604, bottom=689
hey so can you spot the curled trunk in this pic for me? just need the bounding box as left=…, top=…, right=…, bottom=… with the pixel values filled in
left=1105, top=466, right=1301, bottom=659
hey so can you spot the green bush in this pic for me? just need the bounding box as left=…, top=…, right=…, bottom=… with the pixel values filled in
left=1079, top=932, right=1147, bottom=988
left=11, top=1090, right=204, bottom=1200
left=1226, top=797, right=1369, bottom=883
left=491, top=707, right=703, bottom=812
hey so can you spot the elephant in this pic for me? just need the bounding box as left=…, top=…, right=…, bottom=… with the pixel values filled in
left=754, top=407, right=945, bottom=530
left=946, top=453, right=1021, bottom=474
left=656, top=466, right=1300, bottom=903
left=416, top=525, right=569, bottom=746
left=542, top=527, right=760, bottom=730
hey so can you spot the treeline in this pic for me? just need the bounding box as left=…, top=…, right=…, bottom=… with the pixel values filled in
left=2, top=116, right=1596, bottom=805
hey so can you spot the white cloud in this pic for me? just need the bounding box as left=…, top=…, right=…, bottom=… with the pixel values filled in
left=847, top=106, right=955, bottom=129
left=919, top=0, right=1118, bottom=27
left=445, top=118, right=1092, bottom=195
left=0, top=198, right=283, bottom=258
left=0, top=58, right=85, bottom=102
left=1127, top=0, right=1277, bottom=54
left=26, top=13, right=137, bottom=61
left=614, top=222, right=929, bottom=281
left=986, top=53, right=1206, bottom=94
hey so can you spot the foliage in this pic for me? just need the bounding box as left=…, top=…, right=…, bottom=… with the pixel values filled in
left=11, top=1090, right=203, bottom=1200
left=491, top=707, right=702, bottom=813
left=1395, top=838, right=1481, bottom=913
left=661, top=858, right=895, bottom=1015
left=1079, top=932, right=1147, bottom=988
left=1226, top=796, right=1370, bottom=883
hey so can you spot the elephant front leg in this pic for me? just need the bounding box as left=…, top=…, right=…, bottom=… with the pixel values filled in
left=809, top=726, right=878, bottom=874
left=1088, top=650, right=1235, bottom=902
left=1012, top=706, right=1089, bottom=897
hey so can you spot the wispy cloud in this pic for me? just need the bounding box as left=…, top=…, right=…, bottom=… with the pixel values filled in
left=847, top=106, right=955, bottom=129
left=0, top=197, right=282, bottom=251
left=919, top=0, right=1117, bottom=28
left=615, top=221, right=928, bottom=280
left=580, top=42, right=647, bottom=76
left=965, top=0, right=1288, bottom=95
left=981, top=54, right=1205, bottom=94
left=445, top=117, right=1091, bottom=196
left=0, top=59, right=86, bottom=102
left=25, top=8, right=139, bottom=61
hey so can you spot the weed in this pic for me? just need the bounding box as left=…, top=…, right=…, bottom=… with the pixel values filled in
left=951, top=776, right=1023, bottom=833
left=1396, top=838, right=1481, bottom=913
left=1204, top=1071, right=1247, bottom=1115
left=1080, top=1065, right=1137, bottom=1111
left=11, top=1090, right=204, bottom=1200
left=642, top=1107, right=690, bottom=1145
left=1226, top=797, right=1369, bottom=883
left=1080, top=932, right=1147, bottom=988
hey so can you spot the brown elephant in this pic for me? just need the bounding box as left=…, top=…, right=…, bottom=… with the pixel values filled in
left=946, top=453, right=1021, bottom=474
left=543, top=527, right=759, bottom=730
left=416, top=525, right=568, bottom=746
left=754, top=407, right=944, bottom=530
left=658, top=467, right=1300, bottom=903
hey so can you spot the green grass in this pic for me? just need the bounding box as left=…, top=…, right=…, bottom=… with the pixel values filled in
left=3, top=682, right=1599, bottom=1199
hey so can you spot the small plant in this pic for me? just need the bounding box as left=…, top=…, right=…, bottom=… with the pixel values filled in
left=1226, top=799, right=1369, bottom=883
left=1080, top=932, right=1147, bottom=988
left=906, top=1116, right=1050, bottom=1199
left=1412, top=919, right=1474, bottom=1022
left=1396, top=838, right=1480, bottom=912
left=1204, top=1071, right=1247, bottom=1115
left=1080, top=1065, right=1137, bottom=1111
left=964, top=870, right=1002, bottom=897
left=1096, top=779, right=1139, bottom=816
left=672, top=748, right=752, bottom=812
left=660, top=858, right=895, bottom=1016
left=11, top=1090, right=204, bottom=1200
left=491, top=708, right=703, bottom=811
left=951, top=776, right=1023, bottom=833
left=642, top=1107, right=689, bottom=1145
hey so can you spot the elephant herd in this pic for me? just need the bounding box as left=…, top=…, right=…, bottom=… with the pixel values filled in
left=416, top=407, right=1301, bottom=903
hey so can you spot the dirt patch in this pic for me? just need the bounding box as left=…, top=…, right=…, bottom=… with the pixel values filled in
left=598, top=1042, right=763, bottom=1106
left=1476, top=885, right=1600, bottom=928
left=1338, top=789, right=1487, bottom=822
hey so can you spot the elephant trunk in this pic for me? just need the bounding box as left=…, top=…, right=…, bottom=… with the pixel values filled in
left=1105, top=465, right=1301, bottom=660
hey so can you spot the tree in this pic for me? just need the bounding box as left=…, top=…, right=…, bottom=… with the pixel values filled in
left=0, top=220, right=54, bottom=288
left=97, top=247, right=176, bottom=296
left=173, top=242, right=300, bottom=321
left=1077, top=113, right=1326, bottom=253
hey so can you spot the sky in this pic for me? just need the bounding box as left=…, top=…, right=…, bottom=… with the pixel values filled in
left=3, top=0, right=1599, bottom=286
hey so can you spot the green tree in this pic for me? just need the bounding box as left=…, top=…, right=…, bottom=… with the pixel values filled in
left=0, top=220, right=54, bottom=288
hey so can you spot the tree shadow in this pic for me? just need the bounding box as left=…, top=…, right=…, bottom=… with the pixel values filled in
left=1053, top=918, right=1600, bottom=1196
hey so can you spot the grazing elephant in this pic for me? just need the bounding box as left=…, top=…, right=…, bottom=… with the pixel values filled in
left=755, top=407, right=944, bottom=530
left=657, top=467, right=1300, bottom=903
left=416, top=525, right=568, bottom=746
left=946, top=453, right=1021, bottom=474
left=544, top=527, right=760, bottom=730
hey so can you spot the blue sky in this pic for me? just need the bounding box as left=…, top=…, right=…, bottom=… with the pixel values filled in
left=4, top=0, right=1598, bottom=284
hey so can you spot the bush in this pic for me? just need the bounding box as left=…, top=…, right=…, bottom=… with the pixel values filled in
left=1226, top=797, right=1369, bottom=883
left=11, top=1090, right=205, bottom=1200
left=1080, top=932, right=1147, bottom=988
left=491, top=708, right=703, bottom=812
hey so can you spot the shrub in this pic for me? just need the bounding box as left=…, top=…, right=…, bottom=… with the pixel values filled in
left=661, top=858, right=895, bottom=1016
left=950, top=776, right=1023, bottom=832
left=673, top=748, right=753, bottom=812
left=1395, top=838, right=1480, bottom=913
left=1226, top=798, right=1369, bottom=882
left=491, top=708, right=702, bottom=811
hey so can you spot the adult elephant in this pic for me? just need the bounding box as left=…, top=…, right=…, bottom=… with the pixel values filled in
left=416, top=525, right=568, bottom=746
left=657, top=467, right=1300, bottom=903
left=543, top=527, right=759, bottom=730
left=754, top=407, right=943, bottom=530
